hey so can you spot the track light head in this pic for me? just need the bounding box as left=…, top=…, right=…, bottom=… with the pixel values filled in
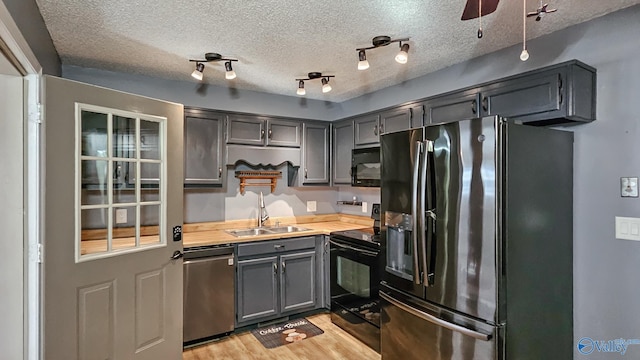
left=191, top=62, right=204, bottom=81
left=321, top=78, right=332, bottom=93
left=395, top=43, right=410, bottom=64
left=358, top=50, right=370, bottom=70
left=297, top=80, right=306, bottom=96
left=224, top=61, right=237, bottom=80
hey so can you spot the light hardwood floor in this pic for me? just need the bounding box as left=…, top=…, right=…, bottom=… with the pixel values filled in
left=183, top=314, right=381, bottom=360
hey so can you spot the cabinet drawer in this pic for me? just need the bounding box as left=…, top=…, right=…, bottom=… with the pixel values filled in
left=237, top=236, right=316, bottom=258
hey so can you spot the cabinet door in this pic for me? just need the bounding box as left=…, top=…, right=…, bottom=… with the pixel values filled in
left=480, top=71, right=563, bottom=120
left=184, top=112, right=225, bottom=186
left=332, top=120, right=354, bottom=185
left=379, top=107, right=411, bottom=135
left=227, top=115, right=265, bottom=145
left=424, top=91, right=480, bottom=125
left=266, top=118, right=301, bottom=147
left=237, top=256, right=279, bottom=324
left=280, top=251, right=316, bottom=313
left=301, top=122, right=330, bottom=185
left=409, top=103, right=425, bottom=128
left=354, top=114, right=380, bottom=147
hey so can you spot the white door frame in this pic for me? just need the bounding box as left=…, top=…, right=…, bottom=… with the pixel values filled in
left=0, top=2, right=43, bottom=360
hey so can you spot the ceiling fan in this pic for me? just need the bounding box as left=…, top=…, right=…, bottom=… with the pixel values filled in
left=527, top=2, right=557, bottom=21
left=461, top=0, right=500, bottom=38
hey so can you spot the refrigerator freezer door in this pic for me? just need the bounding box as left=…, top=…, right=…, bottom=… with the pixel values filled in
left=381, top=129, right=426, bottom=298
left=380, top=285, right=500, bottom=360
left=424, top=117, right=498, bottom=323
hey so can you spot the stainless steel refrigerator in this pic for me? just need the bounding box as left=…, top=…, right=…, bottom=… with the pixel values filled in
left=379, top=116, right=573, bottom=360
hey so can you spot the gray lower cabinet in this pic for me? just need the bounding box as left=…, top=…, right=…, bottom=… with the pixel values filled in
left=332, top=120, right=354, bottom=185
left=227, top=114, right=300, bottom=147
left=184, top=108, right=225, bottom=187
left=236, top=237, right=319, bottom=327
left=300, top=121, right=330, bottom=185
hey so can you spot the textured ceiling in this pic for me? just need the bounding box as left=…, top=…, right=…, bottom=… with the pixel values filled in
left=36, top=0, right=640, bottom=102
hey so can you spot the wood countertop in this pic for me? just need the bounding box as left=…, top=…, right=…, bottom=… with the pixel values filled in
left=183, top=214, right=373, bottom=248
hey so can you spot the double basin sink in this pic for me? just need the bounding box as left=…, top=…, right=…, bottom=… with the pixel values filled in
left=226, top=225, right=310, bottom=237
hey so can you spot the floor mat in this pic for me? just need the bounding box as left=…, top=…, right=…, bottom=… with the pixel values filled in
left=251, top=318, right=324, bottom=349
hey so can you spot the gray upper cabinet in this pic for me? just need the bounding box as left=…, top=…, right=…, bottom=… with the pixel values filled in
left=300, top=122, right=330, bottom=185
left=424, top=91, right=481, bottom=125
left=332, top=120, right=354, bottom=185
left=409, top=103, right=425, bottom=128
left=354, top=114, right=381, bottom=147
left=379, top=107, right=411, bottom=135
left=184, top=108, right=225, bottom=187
left=227, top=114, right=300, bottom=147
left=479, top=60, right=596, bottom=125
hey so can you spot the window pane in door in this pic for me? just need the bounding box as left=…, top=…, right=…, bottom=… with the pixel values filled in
left=81, top=111, right=107, bottom=157
left=140, top=120, right=160, bottom=160
left=112, top=115, right=136, bottom=159
left=141, top=189, right=160, bottom=202
left=80, top=208, right=108, bottom=255
left=112, top=161, right=134, bottom=194
left=140, top=162, right=160, bottom=186
left=113, top=206, right=136, bottom=250
left=140, top=205, right=161, bottom=246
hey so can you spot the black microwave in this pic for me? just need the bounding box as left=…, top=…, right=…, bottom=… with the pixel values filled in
left=351, top=147, right=380, bottom=187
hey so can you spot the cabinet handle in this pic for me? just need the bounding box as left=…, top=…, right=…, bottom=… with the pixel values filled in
left=218, top=167, right=222, bottom=178
left=268, top=128, right=273, bottom=139
left=261, top=130, right=265, bottom=139
left=374, top=125, right=378, bottom=136
left=558, top=74, right=564, bottom=105
left=274, top=244, right=284, bottom=249
left=471, top=99, right=478, bottom=114
left=282, top=261, right=286, bottom=273
left=481, top=97, right=488, bottom=112
left=273, top=262, right=278, bottom=274
left=304, top=168, right=308, bottom=179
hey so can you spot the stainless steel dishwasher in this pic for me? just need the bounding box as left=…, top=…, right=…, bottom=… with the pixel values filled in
left=183, top=245, right=235, bottom=344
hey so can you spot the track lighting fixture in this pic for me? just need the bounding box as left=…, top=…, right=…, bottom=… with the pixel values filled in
left=295, top=72, right=335, bottom=96
left=356, top=36, right=410, bottom=70
left=520, top=0, right=529, bottom=61
left=191, top=62, right=204, bottom=81
left=188, top=52, right=238, bottom=81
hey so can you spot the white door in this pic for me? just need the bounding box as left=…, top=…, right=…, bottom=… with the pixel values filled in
left=43, top=76, right=184, bottom=360
left=0, top=44, right=25, bottom=360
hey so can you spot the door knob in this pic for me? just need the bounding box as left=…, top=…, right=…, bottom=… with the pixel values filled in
left=170, top=250, right=184, bottom=260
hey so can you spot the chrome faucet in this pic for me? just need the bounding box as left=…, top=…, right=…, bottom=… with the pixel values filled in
left=258, top=191, right=269, bottom=227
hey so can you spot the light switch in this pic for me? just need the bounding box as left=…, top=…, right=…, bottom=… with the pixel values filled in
left=615, top=216, right=640, bottom=241
left=621, top=177, right=638, bottom=197
left=362, top=202, right=368, bottom=213
left=306, top=201, right=317, bottom=212
left=115, top=209, right=127, bottom=224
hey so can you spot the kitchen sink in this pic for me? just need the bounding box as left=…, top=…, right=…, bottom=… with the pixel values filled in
left=226, top=225, right=310, bottom=237
left=265, top=225, right=309, bottom=234
left=226, top=228, right=273, bottom=237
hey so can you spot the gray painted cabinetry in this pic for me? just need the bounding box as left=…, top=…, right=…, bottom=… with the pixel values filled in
left=300, top=122, right=330, bottom=185
left=379, top=106, right=412, bottom=134
left=184, top=108, right=225, bottom=187
left=332, top=120, right=354, bottom=185
left=423, top=91, right=480, bottom=125
left=236, top=236, right=321, bottom=327
left=227, top=114, right=300, bottom=147
left=353, top=114, right=380, bottom=147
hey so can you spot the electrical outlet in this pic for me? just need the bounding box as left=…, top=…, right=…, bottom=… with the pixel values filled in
left=362, top=202, right=368, bottom=213
left=621, top=177, right=638, bottom=197
left=115, top=209, right=127, bottom=224
left=307, top=201, right=317, bottom=212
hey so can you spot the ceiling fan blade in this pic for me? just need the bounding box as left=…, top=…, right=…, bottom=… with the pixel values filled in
left=461, top=0, right=500, bottom=20
left=527, top=12, right=539, bottom=17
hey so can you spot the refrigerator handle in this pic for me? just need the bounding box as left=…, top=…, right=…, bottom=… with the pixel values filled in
left=419, top=140, right=430, bottom=286
left=380, top=291, right=492, bottom=341
left=425, top=140, right=437, bottom=286
left=411, top=140, right=424, bottom=285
